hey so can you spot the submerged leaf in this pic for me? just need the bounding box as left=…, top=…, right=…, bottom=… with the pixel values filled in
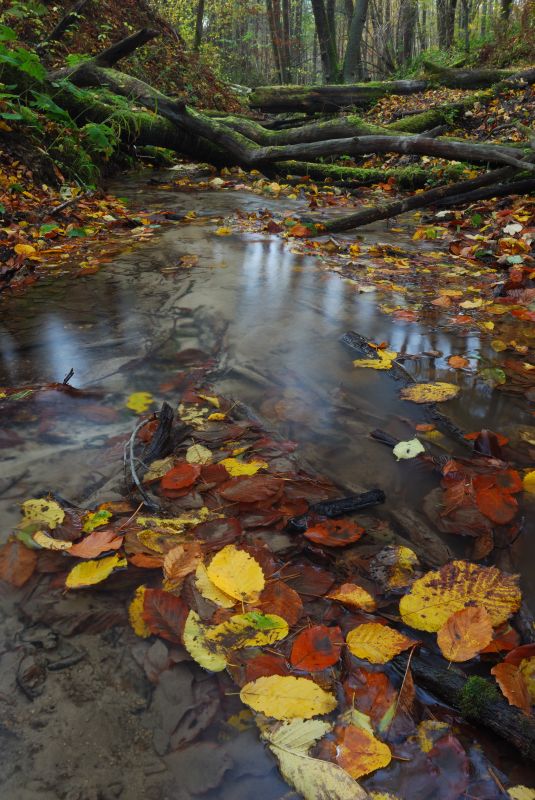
left=437, top=606, right=493, bottom=662
left=240, top=675, right=337, bottom=720
left=336, top=725, right=392, bottom=778
left=346, top=623, right=416, bottom=664
left=400, top=382, right=460, bottom=404
left=126, top=391, right=154, bottom=412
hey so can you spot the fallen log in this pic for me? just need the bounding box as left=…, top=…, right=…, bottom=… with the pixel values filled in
left=37, top=0, right=91, bottom=51
left=249, top=67, right=535, bottom=113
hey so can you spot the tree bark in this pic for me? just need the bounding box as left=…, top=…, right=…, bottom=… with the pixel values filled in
left=310, top=0, right=341, bottom=82
left=193, top=0, right=205, bottom=51
left=343, top=0, right=370, bottom=82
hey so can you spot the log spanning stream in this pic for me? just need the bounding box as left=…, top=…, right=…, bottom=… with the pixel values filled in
left=0, top=170, right=534, bottom=798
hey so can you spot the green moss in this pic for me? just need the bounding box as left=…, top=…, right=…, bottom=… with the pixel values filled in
left=458, top=676, right=499, bottom=719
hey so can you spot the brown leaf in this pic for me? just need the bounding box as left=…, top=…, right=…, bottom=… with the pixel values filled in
left=69, top=528, right=123, bottom=559
left=437, top=607, right=493, bottom=662
left=142, top=588, right=189, bottom=644
left=0, top=541, right=37, bottom=587
left=491, top=662, right=531, bottom=713
left=163, top=542, right=203, bottom=591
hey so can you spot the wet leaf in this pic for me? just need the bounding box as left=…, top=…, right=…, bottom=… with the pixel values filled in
left=161, top=462, right=201, bottom=491
left=186, top=444, right=212, bottom=464
left=336, top=725, right=392, bottom=778
left=65, top=553, right=127, bottom=588
left=400, top=382, right=460, bottom=404
left=523, top=471, right=535, bottom=494
left=21, top=498, right=64, bottom=529
left=0, top=540, right=37, bottom=587
left=143, top=588, right=189, bottom=644
left=520, top=658, right=535, bottom=703
left=163, top=542, right=203, bottom=591
left=290, top=625, right=342, bottom=671
left=82, top=509, right=112, bottom=533
left=240, top=675, right=337, bottom=720
left=129, top=585, right=151, bottom=638
left=369, top=545, right=419, bottom=590
left=218, top=474, right=283, bottom=503
left=508, top=788, right=535, bottom=800
left=437, top=607, right=493, bottom=662
left=208, top=611, right=289, bottom=650
left=353, top=350, right=397, bottom=370
left=195, top=563, right=236, bottom=608
left=143, top=456, right=175, bottom=482
left=392, top=439, right=425, bottom=460
left=399, top=560, right=521, bottom=632
left=474, top=485, right=518, bottom=524
left=218, top=457, right=268, bottom=476
left=346, top=623, right=416, bottom=664
left=304, top=519, right=365, bottom=547
left=256, top=580, right=303, bottom=625
left=491, top=662, right=531, bottom=713
left=327, top=583, right=377, bottom=612
left=126, top=391, right=154, bottom=412
left=448, top=356, right=469, bottom=368
left=206, top=544, right=265, bottom=602
left=33, top=530, right=72, bottom=551
left=183, top=610, right=227, bottom=671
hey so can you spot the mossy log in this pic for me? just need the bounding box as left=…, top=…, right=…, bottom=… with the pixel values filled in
left=274, top=160, right=467, bottom=189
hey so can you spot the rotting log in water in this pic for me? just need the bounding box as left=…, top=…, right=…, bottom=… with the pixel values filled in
left=286, top=489, right=386, bottom=533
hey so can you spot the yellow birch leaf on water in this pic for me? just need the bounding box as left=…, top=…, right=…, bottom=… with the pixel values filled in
left=195, top=563, right=236, bottom=608
left=14, top=243, right=36, bottom=256
left=327, top=583, right=377, bottom=612
left=241, top=675, right=337, bottom=720
left=215, top=226, right=232, bottom=236
left=143, top=456, right=176, bottom=482
left=346, top=623, right=417, bottom=664
left=437, top=606, right=493, bottom=662
left=186, top=444, right=212, bottom=465
left=198, top=394, right=220, bottom=408
left=219, top=457, right=268, bottom=476
left=353, top=350, right=397, bottom=370
left=207, top=611, right=289, bottom=651
left=336, top=725, right=392, bottom=779
left=183, top=610, right=227, bottom=672
left=400, top=382, right=460, bottom=404
left=264, top=719, right=368, bottom=800
left=32, top=530, right=72, bottom=551
left=459, top=299, right=483, bottom=309
left=129, top=585, right=151, bottom=638
left=137, top=507, right=213, bottom=533
left=523, top=471, right=535, bottom=494
left=208, top=412, right=226, bottom=420
left=65, top=553, right=127, bottom=589
left=207, top=544, right=265, bottom=602
left=509, top=787, right=535, bottom=800
left=21, top=498, right=64, bottom=530
left=399, top=560, right=521, bottom=633
left=126, top=392, right=154, bottom=413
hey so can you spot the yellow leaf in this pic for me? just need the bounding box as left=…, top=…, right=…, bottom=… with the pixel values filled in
left=82, top=509, right=112, bottom=532
left=346, top=623, right=417, bottom=664
left=327, top=583, right=377, bottom=612
left=491, top=339, right=507, bottom=352
left=417, top=720, right=450, bottom=753
left=65, top=553, right=127, bottom=589
left=198, top=394, right=220, bottom=408
left=520, top=657, right=535, bottom=703
left=399, top=560, right=521, bottom=632
left=137, top=529, right=167, bottom=553
left=215, top=226, right=232, bottom=236
left=186, top=444, right=212, bottom=464
left=126, top=392, right=154, bottom=413
left=14, top=243, right=36, bottom=256
left=21, top=498, right=65, bottom=530
left=207, top=544, right=265, bottom=602
left=208, top=412, right=226, bottom=420
left=459, top=299, right=483, bottom=309
left=143, top=456, right=176, bottom=482
left=182, top=610, right=227, bottom=671
left=219, top=457, right=268, bottom=476
left=137, top=507, right=213, bottom=533
left=400, top=382, right=460, bottom=403
left=32, top=530, right=72, bottom=551
left=480, top=321, right=494, bottom=331
left=163, top=542, right=203, bottom=591
left=241, top=675, right=337, bottom=720
left=508, top=788, right=535, bottom=800
left=523, top=471, right=535, bottom=494
left=336, top=725, right=392, bottom=778
left=195, top=563, right=236, bottom=608
left=129, top=585, right=150, bottom=637
left=437, top=606, right=493, bottom=662
left=207, top=611, right=289, bottom=651
left=353, top=350, right=397, bottom=370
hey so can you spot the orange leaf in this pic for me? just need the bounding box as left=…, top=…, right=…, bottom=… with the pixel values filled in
left=327, top=583, right=377, bottom=612
left=304, top=518, right=365, bottom=547
left=289, top=223, right=310, bottom=237
left=448, top=355, right=469, bottom=369
left=163, top=541, right=203, bottom=591
left=161, top=462, right=201, bottom=491
left=290, top=625, right=342, bottom=671
left=491, top=662, right=531, bottom=713
left=504, top=643, right=535, bottom=666
left=0, top=541, right=37, bottom=587
left=69, top=529, right=123, bottom=559
left=437, top=607, right=493, bottom=662
left=336, top=725, right=392, bottom=778
left=475, top=486, right=518, bottom=525
left=255, top=580, right=303, bottom=626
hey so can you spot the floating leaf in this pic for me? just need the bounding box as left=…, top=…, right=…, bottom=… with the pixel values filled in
left=304, top=519, right=365, bottom=547
left=523, top=471, right=535, bottom=494
left=186, top=444, right=212, bottom=465
left=21, top=498, right=64, bottom=529
left=195, top=563, right=236, bottom=608
left=346, top=623, right=416, bottom=664
left=448, top=355, right=469, bottom=369
left=207, top=544, right=265, bottom=602
left=491, top=662, right=531, bottom=713
left=240, top=675, right=337, bottom=720
left=392, top=438, right=425, bottom=461
left=143, top=588, right=189, bottom=644
left=508, top=788, right=535, bottom=800
left=69, top=528, right=123, bottom=558
left=336, top=725, right=392, bottom=778
left=218, top=457, right=268, bottom=476
left=183, top=610, right=227, bottom=671
left=437, top=607, right=493, bottom=662
left=400, top=382, right=460, bottom=404
left=218, top=474, right=283, bottom=503
left=82, top=509, right=112, bottom=533
left=353, top=350, right=397, bottom=370
left=126, top=391, right=154, bottom=412
left=65, top=553, right=126, bottom=589
left=129, top=585, right=150, bottom=638
left=327, top=583, right=377, bottom=612
left=399, top=560, right=521, bottom=632
left=290, top=625, right=342, bottom=671
left=207, top=611, right=289, bottom=651
left=33, top=530, right=72, bottom=551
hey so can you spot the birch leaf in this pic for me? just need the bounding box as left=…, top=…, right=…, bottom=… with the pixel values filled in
left=240, top=675, right=337, bottom=720
left=65, top=553, right=127, bottom=589
left=183, top=610, right=227, bottom=672
left=207, top=544, right=265, bottom=602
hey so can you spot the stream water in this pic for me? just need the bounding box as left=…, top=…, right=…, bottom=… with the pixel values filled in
left=1, top=169, right=534, bottom=799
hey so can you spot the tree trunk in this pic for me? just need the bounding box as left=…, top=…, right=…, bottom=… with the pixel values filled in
left=501, top=0, right=513, bottom=19
left=266, top=0, right=284, bottom=83
left=193, top=0, right=205, bottom=51
left=343, top=0, right=370, bottom=82
left=437, top=0, right=458, bottom=48
left=311, top=0, right=341, bottom=82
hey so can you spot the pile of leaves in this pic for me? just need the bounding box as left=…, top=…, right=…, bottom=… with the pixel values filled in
left=2, top=374, right=535, bottom=799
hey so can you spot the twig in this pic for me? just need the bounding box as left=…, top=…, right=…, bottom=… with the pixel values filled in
left=124, top=415, right=161, bottom=511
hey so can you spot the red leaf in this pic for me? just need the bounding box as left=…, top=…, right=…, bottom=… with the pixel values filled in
left=142, top=588, right=189, bottom=644
left=0, top=541, right=37, bottom=587
left=161, top=462, right=201, bottom=491
left=218, top=474, right=283, bottom=503
left=343, top=668, right=397, bottom=727
left=475, top=486, right=518, bottom=525
left=504, top=643, right=535, bottom=666
left=290, top=625, right=342, bottom=671
left=304, top=518, right=365, bottom=547
left=280, top=560, right=335, bottom=599
left=255, top=580, right=303, bottom=626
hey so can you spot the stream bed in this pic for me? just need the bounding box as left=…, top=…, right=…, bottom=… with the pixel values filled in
left=1, top=169, right=534, bottom=799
